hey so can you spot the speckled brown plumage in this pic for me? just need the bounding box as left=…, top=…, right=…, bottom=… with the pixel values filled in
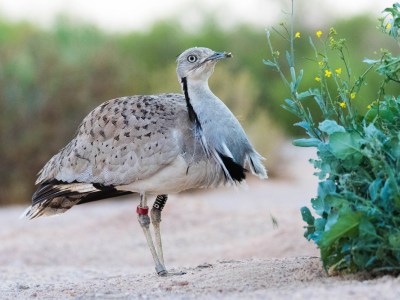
left=36, top=93, right=197, bottom=186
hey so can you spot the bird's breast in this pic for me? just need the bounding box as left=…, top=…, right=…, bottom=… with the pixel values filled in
left=116, top=154, right=225, bottom=194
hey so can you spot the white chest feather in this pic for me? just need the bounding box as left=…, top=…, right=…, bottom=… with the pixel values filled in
left=116, top=155, right=225, bottom=194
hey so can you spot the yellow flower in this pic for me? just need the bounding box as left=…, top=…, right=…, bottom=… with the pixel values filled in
left=295, top=32, right=301, bottom=38
left=339, top=102, right=346, bottom=108
left=324, top=70, right=332, bottom=78
left=350, top=92, right=356, bottom=100
left=318, top=61, right=324, bottom=67
left=367, top=105, right=372, bottom=109
left=386, top=23, right=392, bottom=30
left=315, top=76, right=321, bottom=82
left=316, top=30, right=323, bottom=38
left=335, top=68, right=342, bottom=75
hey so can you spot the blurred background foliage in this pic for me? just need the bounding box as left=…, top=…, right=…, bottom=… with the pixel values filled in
left=0, top=14, right=396, bottom=205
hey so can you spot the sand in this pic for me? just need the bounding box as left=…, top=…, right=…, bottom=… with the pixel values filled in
left=0, top=145, right=399, bottom=299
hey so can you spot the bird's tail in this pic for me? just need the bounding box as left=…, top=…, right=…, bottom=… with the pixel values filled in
left=247, top=152, right=268, bottom=179
left=20, top=181, right=133, bottom=219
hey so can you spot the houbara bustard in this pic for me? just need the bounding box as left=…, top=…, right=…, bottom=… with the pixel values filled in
left=21, top=47, right=267, bottom=276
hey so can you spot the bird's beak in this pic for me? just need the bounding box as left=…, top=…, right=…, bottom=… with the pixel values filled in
left=204, top=51, right=232, bottom=63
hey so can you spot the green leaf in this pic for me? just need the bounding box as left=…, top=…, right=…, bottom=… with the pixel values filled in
left=313, top=93, right=328, bottom=115
left=263, top=59, right=276, bottom=67
left=290, top=66, right=297, bottom=84
left=389, top=231, right=400, bottom=249
left=386, top=137, right=400, bottom=161
left=286, top=50, right=293, bottom=67
left=364, top=106, right=378, bottom=123
left=359, top=219, right=377, bottom=239
left=325, top=195, right=349, bottom=212
left=368, top=178, right=383, bottom=202
left=311, top=196, right=324, bottom=216
left=294, top=121, right=310, bottom=131
left=363, top=58, right=379, bottom=65
left=296, top=69, right=304, bottom=86
left=318, top=180, right=336, bottom=200
left=364, top=123, right=382, bottom=139
left=282, top=98, right=300, bottom=115
left=378, top=108, right=395, bottom=122
left=319, top=120, right=346, bottom=135
left=281, top=104, right=298, bottom=115
left=301, top=206, right=315, bottom=225
left=319, top=211, right=363, bottom=250
left=311, top=180, right=337, bottom=216
left=380, top=177, right=400, bottom=210
left=297, top=90, right=312, bottom=99
left=315, top=218, right=327, bottom=232
left=329, top=132, right=364, bottom=160
left=293, top=138, right=321, bottom=147
left=324, top=211, right=339, bottom=232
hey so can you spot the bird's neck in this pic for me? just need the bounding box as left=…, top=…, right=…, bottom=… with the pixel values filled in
left=181, top=77, right=214, bottom=124
left=180, top=76, right=216, bottom=122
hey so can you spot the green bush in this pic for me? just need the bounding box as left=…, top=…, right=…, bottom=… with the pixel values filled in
left=265, top=2, right=400, bottom=274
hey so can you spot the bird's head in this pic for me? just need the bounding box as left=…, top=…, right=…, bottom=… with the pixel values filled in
left=176, top=47, right=232, bottom=83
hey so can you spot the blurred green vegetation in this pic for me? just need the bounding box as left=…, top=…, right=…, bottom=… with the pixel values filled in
left=0, top=14, right=395, bottom=205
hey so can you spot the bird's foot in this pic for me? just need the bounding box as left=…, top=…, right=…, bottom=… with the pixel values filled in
left=157, top=270, right=187, bottom=277
left=156, top=265, right=186, bottom=276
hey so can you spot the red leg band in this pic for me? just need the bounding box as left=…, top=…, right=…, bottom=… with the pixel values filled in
left=136, top=206, right=149, bottom=215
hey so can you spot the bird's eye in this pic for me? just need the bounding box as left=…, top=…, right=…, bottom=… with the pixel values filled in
left=187, top=55, right=198, bottom=63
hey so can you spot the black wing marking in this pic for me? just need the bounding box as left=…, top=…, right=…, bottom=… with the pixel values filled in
left=217, top=152, right=247, bottom=183
left=25, top=180, right=133, bottom=219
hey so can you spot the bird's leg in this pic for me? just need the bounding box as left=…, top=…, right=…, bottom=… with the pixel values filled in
left=150, top=194, right=186, bottom=276
left=137, top=193, right=167, bottom=276
left=150, top=194, right=168, bottom=266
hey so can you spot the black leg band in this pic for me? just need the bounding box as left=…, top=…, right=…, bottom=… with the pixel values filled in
left=153, top=194, right=168, bottom=211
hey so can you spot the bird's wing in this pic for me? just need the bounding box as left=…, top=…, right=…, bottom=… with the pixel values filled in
left=36, top=93, right=189, bottom=186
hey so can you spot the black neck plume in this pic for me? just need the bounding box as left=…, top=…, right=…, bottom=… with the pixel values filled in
left=181, top=76, right=209, bottom=156
left=181, top=77, right=201, bottom=127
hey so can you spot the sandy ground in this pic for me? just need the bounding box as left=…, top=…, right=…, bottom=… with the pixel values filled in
left=1, top=145, right=399, bottom=299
